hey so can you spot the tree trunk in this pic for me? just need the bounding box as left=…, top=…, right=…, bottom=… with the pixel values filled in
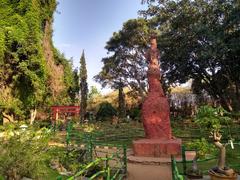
left=30, top=108, right=37, bottom=125
left=213, top=131, right=226, bottom=169
left=138, top=87, right=145, bottom=102
left=214, top=141, right=226, bottom=169
left=219, top=96, right=233, bottom=112
left=232, top=81, right=240, bottom=112
left=118, top=84, right=126, bottom=118
left=80, top=80, right=88, bottom=123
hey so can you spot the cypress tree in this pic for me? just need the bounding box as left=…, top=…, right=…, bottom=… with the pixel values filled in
left=79, top=50, right=88, bottom=123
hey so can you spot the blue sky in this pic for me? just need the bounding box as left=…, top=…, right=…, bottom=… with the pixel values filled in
left=53, top=0, right=147, bottom=92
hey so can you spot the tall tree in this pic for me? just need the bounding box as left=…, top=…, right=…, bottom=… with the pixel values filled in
left=79, top=51, right=88, bottom=123
left=141, top=0, right=240, bottom=112
left=95, top=18, right=150, bottom=100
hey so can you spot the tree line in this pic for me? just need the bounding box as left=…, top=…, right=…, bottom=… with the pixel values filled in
left=95, top=0, right=240, bottom=113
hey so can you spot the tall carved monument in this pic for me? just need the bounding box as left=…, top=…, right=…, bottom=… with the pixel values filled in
left=133, top=35, right=181, bottom=157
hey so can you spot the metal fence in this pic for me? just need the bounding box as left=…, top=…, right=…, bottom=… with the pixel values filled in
left=172, top=144, right=240, bottom=180
left=64, top=122, right=128, bottom=179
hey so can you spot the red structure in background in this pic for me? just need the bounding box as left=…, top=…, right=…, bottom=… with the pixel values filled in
left=51, top=106, right=80, bottom=123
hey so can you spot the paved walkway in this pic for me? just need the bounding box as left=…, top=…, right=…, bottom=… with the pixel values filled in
left=126, top=150, right=240, bottom=180
left=126, top=150, right=194, bottom=180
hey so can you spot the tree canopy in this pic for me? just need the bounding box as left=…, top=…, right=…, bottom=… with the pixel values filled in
left=142, top=0, right=240, bottom=111
left=96, top=0, right=240, bottom=112
left=95, top=18, right=151, bottom=99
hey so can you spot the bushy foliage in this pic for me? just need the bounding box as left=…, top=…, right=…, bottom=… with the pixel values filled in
left=95, top=18, right=149, bottom=99
left=88, top=86, right=102, bottom=112
left=128, top=107, right=141, bottom=121
left=52, top=49, right=79, bottom=105
left=0, top=0, right=78, bottom=120
left=0, top=0, right=55, bottom=112
left=48, top=146, right=86, bottom=174
left=142, top=0, right=240, bottom=111
left=195, top=105, right=231, bottom=132
left=186, top=138, right=216, bottom=159
left=0, top=127, right=51, bottom=179
left=96, top=102, right=117, bottom=121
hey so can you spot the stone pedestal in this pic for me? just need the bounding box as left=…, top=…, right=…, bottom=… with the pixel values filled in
left=127, top=150, right=197, bottom=180
left=127, top=159, right=172, bottom=180
left=133, top=138, right=182, bottom=157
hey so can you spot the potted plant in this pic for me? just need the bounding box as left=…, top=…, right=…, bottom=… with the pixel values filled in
left=186, top=138, right=216, bottom=179
left=195, top=106, right=237, bottom=180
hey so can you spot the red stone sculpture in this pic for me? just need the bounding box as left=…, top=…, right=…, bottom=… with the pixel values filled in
left=142, top=36, right=172, bottom=139
left=133, top=35, right=181, bottom=157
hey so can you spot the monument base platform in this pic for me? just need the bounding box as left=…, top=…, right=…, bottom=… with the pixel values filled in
left=133, top=138, right=182, bottom=157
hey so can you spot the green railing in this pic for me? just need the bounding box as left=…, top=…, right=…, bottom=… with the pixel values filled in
left=173, top=126, right=240, bottom=142
left=171, top=155, right=185, bottom=180
left=67, top=155, right=123, bottom=180
left=67, top=127, right=144, bottom=147
left=64, top=122, right=240, bottom=179
left=172, top=143, right=240, bottom=178
left=64, top=122, right=128, bottom=179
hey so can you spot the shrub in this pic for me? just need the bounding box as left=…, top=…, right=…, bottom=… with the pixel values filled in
left=48, top=147, right=86, bottom=174
left=186, top=138, right=216, bottom=159
left=128, top=107, right=141, bottom=121
left=195, top=105, right=231, bottom=131
left=0, top=128, right=51, bottom=179
left=96, top=102, right=117, bottom=121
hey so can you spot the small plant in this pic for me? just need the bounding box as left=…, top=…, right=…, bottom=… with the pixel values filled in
left=186, top=138, right=216, bottom=177
left=187, top=138, right=217, bottom=159
left=67, top=156, right=112, bottom=180
left=0, top=127, right=51, bottom=179
left=195, top=105, right=237, bottom=179
left=49, top=147, right=86, bottom=175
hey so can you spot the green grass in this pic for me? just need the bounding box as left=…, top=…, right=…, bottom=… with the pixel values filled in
left=39, top=168, right=68, bottom=180
left=54, top=120, right=240, bottom=174
left=172, top=119, right=240, bottom=142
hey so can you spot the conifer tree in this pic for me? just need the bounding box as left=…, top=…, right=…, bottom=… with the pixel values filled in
left=79, top=50, right=88, bottom=123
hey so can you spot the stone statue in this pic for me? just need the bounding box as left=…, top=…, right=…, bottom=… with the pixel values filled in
left=142, top=35, right=172, bottom=139
left=133, top=35, right=181, bottom=157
